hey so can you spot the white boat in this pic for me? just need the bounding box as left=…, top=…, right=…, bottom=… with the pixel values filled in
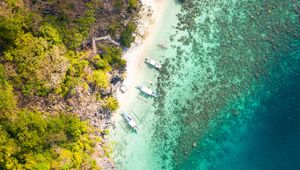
left=138, top=86, right=157, bottom=97
left=121, top=111, right=137, bottom=130
left=145, top=58, right=162, bottom=69
left=158, top=44, right=167, bottom=49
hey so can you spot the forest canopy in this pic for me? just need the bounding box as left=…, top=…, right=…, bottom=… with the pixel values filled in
left=0, top=65, right=100, bottom=169
left=0, top=0, right=139, bottom=169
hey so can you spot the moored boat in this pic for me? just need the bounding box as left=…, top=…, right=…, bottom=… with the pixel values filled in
left=145, top=58, right=162, bottom=69
left=137, top=86, right=157, bottom=97
left=121, top=111, right=137, bottom=130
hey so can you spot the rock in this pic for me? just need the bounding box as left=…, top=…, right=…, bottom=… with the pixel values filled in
left=111, top=75, right=122, bottom=84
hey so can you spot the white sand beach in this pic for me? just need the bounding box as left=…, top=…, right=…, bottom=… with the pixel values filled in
left=110, top=0, right=180, bottom=169
left=116, top=0, right=168, bottom=107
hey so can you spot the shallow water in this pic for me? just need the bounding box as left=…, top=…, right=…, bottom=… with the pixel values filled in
left=112, top=0, right=300, bottom=169
left=111, top=1, right=181, bottom=169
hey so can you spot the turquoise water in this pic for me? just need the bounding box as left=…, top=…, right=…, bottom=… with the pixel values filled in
left=111, top=1, right=180, bottom=169
left=113, top=0, right=300, bottom=169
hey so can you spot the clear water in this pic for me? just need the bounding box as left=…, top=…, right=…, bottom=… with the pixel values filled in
left=112, top=0, right=300, bottom=169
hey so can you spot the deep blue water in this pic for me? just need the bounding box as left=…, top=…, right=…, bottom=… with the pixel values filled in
left=213, top=65, right=300, bottom=170
left=179, top=52, right=300, bottom=170
left=152, top=1, right=300, bottom=169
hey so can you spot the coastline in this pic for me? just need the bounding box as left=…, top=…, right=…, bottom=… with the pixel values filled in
left=109, top=0, right=181, bottom=169
left=108, top=0, right=300, bottom=169
left=116, top=0, right=167, bottom=106
left=96, top=1, right=170, bottom=169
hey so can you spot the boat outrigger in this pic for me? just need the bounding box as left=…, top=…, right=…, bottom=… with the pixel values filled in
left=121, top=111, right=137, bottom=130
left=145, top=58, right=162, bottom=69
left=137, top=86, right=157, bottom=97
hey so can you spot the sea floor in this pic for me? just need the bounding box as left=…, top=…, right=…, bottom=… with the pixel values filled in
left=111, top=0, right=300, bottom=169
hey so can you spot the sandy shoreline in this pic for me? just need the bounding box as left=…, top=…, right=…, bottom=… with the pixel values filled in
left=109, top=1, right=180, bottom=168
left=116, top=0, right=167, bottom=107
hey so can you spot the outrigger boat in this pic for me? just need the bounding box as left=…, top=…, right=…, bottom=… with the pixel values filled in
left=157, top=44, right=167, bottom=49
left=121, top=111, right=137, bottom=130
left=145, top=58, right=162, bottom=69
left=137, top=86, right=157, bottom=97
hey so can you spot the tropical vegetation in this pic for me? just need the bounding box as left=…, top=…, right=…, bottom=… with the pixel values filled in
left=0, top=0, right=140, bottom=169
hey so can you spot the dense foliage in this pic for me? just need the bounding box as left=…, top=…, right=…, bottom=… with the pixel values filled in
left=0, top=0, right=100, bottom=97
left=0, top=111, right=99, bottom=169
left=0, top=65, right=16, bottom=113
left=129, top=0, right=139, bottom=9
left=99, top=45, right=126, bottom=69
left=0, top=65, right=100, bottom=169
left=120, top=22, right=137, bottom=48
left=103, top=97, right=119, bottom=111
left=0, top=0, right=140, bottom=169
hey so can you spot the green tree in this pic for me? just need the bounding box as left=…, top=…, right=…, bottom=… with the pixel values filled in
left=0, top=65, right=17, bottom=114
left=3, top=33, right=68, bottom=96
left=76, top=3, right=96, bottom=38
left=0, top=110, right=100, bottom=169
left=0, top=0, right=27, bottom=49
left=0, top=128, right=21, bottom=169
left=64, top=29, right=84, bottom=50
left=56, top=52, right=90, bottom=96
left=103, top=97, right=119, bottom=111
left=120, top=22, right=136, bottom=48
left=93, top=70, right=108, bottom=89
left=9, top=110, right=47, bottom=151
left=95, top=59, right=112, bottom=71
left=100, top=45, right=126, bottom=69
left=39, top=24, right=62, bottom=44
left=129, top=0, right=138, bottom=9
